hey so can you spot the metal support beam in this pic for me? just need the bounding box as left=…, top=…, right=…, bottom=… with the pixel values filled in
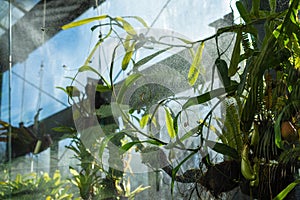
left=0, top=0, right=106, bottom=71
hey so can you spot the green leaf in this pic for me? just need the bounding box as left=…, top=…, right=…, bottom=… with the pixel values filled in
left=173, top=112, right=180, bottom=136
left=96, top=84, right=111, bottom=92
left=171, top=151, right=197, bottom=194
left=274, top=111, right=284, bottom=149
left=236, top=1, right=251, bottom=23
left=180, top=126, right=200, bottom=142
left=117, top=73, right=142, bottom=103
left=241, top=79, right=262, bottom=132
left=84, top=40, right=103, bottom=66
left=66, top=86, right=80, bottom=97
left=109, top=44, right=119, bottom=86
left=52, top=126, right=76, bottom=133
left=78, top=65, right=110, bottom=87
left=164, top=107, right=176, bottom=139
left=134, top=47, right=171, bottom=69
left=120, top=140, right=163, bottom=154
left=251, top=0, right=260, bottom=16
left=120, top=141, right=141, bottom=152
left=78, top=65, right=101, bottom=76
left=206, top=140, right=239, bottom=160
left=56, top=86, right=67, bottom=94
left=62, top=15, right=108, bottom=30
left=215, top=58, right=230, bottom=87
left=228, top=30, right=242, bottom=76
left=269, top=0, right=276, bottom=13
left=99, top=133, right=118, bottom=163
left=96, top=105, right=113, bottom=118
left=188, top=42, right=205, bottom=86
left=273, top=180, right=300, bottom=200
left=145, top=139, right=165, bottom=146
left=182, top=84, right=238, bottom=109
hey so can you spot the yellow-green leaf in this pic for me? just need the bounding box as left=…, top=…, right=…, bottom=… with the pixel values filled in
left=69, top=167, right=79, bottom=176
left=125, top=177, right=131, bottom=196
left=62, top=15, right=108, bottom=30
left=79, top=65, right=100, bottom=75
left=115, top=16, right=137, bottom=35
left=46, top=196, right=52, bottom=200
left=15, top=174, right=22, bottom=183
left=273, top=180, right=300, bottom=200
left=123, top=34, right=132, bottom=50
left=140, top=114, right=150, bottom=128
left=188, top=42, right=205, bottom=86
left=122, top=51, right=133, bottom=70
left=66, top=86, right=80, bottom=97
left=164, top=107, right=176, bottom=138
left=140, top=114, right=157, bottom=128
left=53, top=170, right=60, bottom=180
left=151, top=115, right=157, bottom=127
left=43, top=172, right=51, bottom=181
left=127, top=16, right=149, bottom=28
left=122, top=42, right=136, bottom=70
left=295, top=57, right=300, bottom=70
left=78, top=65, right=110, bottom=87
left=96, top=84, right=111, bottom=92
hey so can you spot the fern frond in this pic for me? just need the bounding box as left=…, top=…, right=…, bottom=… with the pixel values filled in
left=220, top=97, right=243, bottom=157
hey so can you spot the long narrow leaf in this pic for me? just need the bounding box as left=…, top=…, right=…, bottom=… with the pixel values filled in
left=120, top=140, right=164, bottom=154
left=252, top=0, right=260, bottom=16
left=228, top=30, right=242, bottom=76
left=134, top=47, right=171, bottom=69
left=110, top=45, right=119, bottom=86
left=99, top=133, right=118, bottom=163
left=140, top=114, right=150, bottom=128
left=122, top=42, right=136, bottom=70
left=96, top=84, right=111, bottom=92
left=269, top=0, right=276, bottom=13
left=273, top=180, right=300, bottom=200
left=182, top=84, right=238, bottom=109
left=116, top=73, right=142, bottom=103
left=78, top=65, right=110, bottom=87
left=206, top=140, right=239, bottom=160
left=62, top=15, right=108, bottom=30
left=236, top=1, right=251, bottom=23
left=120, top=141, right=142, bottom=153
left=124, top=16, right=149, bottom=28
left=165, top=107, right=176, bottom=139
left=84, top=40, right=103, bottom=66
left=171, top=151, right=197, bottom=194
left=215, top=58, right=230, bottom=87
left=180, top=126, right=200, bottom=142
left=188, top=42, right=205, bottom=86
left=115, top=16, right=137, bottom=35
